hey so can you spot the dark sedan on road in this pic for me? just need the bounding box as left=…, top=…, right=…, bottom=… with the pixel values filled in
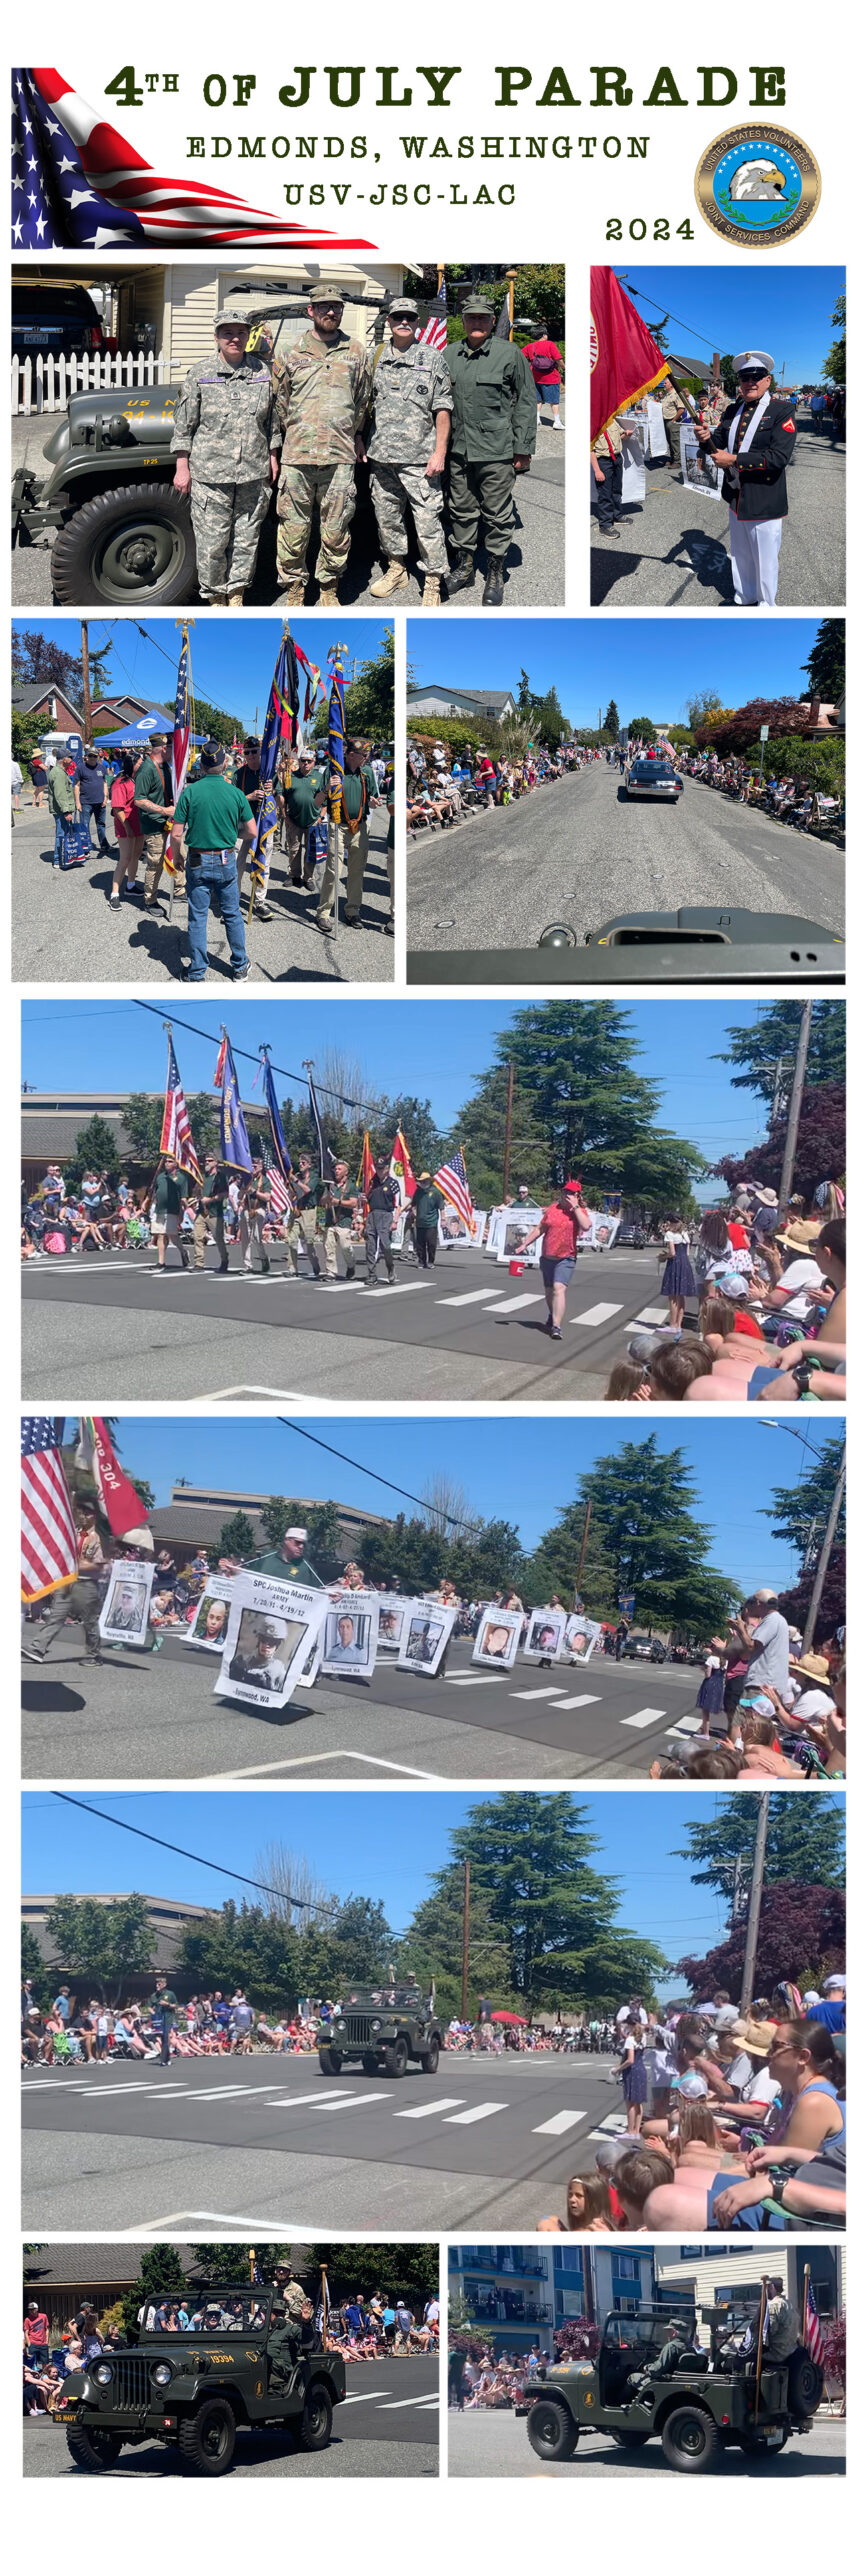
left=624, top=1634, right=668, bottom=1664
left=624, top=760, right=683, bottom=802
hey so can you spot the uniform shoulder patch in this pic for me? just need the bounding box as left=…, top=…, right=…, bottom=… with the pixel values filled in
left=782, top=419, right=796, bottom=431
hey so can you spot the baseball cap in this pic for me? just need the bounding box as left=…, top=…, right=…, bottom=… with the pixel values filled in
left=285, top=1525, right=308, bottom=1541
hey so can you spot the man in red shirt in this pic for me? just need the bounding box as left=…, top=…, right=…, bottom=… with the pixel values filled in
left=24, top=2304, right=50, bottom=2367
left=523, top=1179, right=591, bottom=1338
left=522, top=337, right=564, bottom=432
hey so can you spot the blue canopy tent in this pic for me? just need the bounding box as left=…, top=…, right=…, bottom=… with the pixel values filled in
left=93, top=714, right=211, bottom=750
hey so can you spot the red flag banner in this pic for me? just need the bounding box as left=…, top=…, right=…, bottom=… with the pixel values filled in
left=90, top=1419, right=150, bottom=1540
left=590, top=267, right=668, bottom=444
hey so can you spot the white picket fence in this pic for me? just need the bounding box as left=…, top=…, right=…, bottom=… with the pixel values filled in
left=12, top=348, right=169, bottom=416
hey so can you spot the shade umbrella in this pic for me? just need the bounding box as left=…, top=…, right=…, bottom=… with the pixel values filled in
left=491, top=2010, right=526, bottom=2026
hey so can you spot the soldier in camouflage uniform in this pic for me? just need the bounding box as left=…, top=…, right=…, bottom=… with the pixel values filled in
left=268, top=2278, right=315, bottom=2394
left=272, top=285, right=373, bottom=607
left=363, top=296, right=453, bottom=607
left=171, top=309, right=281, bottom=607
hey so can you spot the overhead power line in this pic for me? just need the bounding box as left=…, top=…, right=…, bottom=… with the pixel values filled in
left=49, top=1792, right=333, bottom=1916
left=131, top=1000, right=384, bottom=1116
left=277, top=1416, right=477, bottom=1533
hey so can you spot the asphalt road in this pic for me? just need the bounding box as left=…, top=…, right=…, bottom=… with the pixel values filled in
left=21, top=1631, right=704, bottom=1783
left=23, top=2361, right=439, bottom=2478
left=590, top=420, right=845, bottom=609
left=21, top=1239, right=675, bottom=1405
left=21, top=2051, right=624, bottom=2233
left=12, top=801, right=394, bottom=986
left=11, top=407, right=565, bottom=611
left=447, top=2410, right=845, bottom=2479
left=408, top=766, right=845, bottom=957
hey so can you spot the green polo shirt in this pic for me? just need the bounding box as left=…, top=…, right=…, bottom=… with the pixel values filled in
left=255, top=1545, right=325, bottom=1587
left=286, top=769, right=327, bottom=830
left=341, top=763, right=376, bottom=822
left=154, top=1166, right=189, bottom=1217
left=133, top=754, right=167, bottom=836
left=174, top=772, right=254, bottom=850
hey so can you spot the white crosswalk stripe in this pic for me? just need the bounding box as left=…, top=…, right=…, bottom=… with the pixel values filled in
left=445, top=2102, right=509, bottom=2125
left=176, top=2083, right=287, bottom=2103
left=570, top=1301, right=623, bottom=1326
left=493, top=1292, right=541, bottom=1314
left=621, top=1707, right=668, bottom=1728
left=624, top=1306, right=669, bottom=1329
left=363, top=1282, right=433, bottom=1303
left=312, top=2092, right=389, bottom=2113
left=532, top=2110, right=586, bottom=2136
left=554, top=1692, right=602, bottom=1712
left=393, top=2098, right=460, bottom=2118
left=437, top=1287, right=506, bottom=1307
left=511, top=1686, right=570, bottom=1701
left=263, top=2091, right=353, bottom=2112
left=667, top=1716, right=702, bottom=1738
left=444, top=1673, right=508, bottom=1687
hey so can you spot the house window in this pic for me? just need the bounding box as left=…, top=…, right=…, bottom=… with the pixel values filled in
left=615, top=2255, right=641, bottom=2283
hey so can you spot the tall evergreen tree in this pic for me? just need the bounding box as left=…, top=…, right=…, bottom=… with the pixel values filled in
left=602, top=697, right=620, bottom=738
left=762, top=1439, right=845, bottom=1569
left=412, top=1796, right=665, bottom=2010
left=450, top=1005, right=705, bottom=1207
left=714, top=1002, right=845, bottom=1105
left=526, top=1438, right=738, bottom=1636
left=800, top=619, right=845, bottom=702
left=673, top=1796, right=845, bottom=1899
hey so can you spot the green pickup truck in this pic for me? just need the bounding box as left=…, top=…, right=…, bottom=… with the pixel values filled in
left=53, top=2286, right=345, bottom=2475
left=524, top=2307, right=823, bottom=2472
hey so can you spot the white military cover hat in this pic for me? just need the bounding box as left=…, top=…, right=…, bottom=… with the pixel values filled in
left=734, top=350, right=774, bottom=374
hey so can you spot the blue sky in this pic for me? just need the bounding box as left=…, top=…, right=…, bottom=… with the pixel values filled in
left=12, top=617, right=389, bottom=737
left=27, top=1787, right=834, bottom=1993
left=618, top=265, right=844, bottom=389
left=408, top=616, right=836, bottom=733
left=21, top=997, right=794, bottom=1169
left=97, top=1413, right=843, bottom=1598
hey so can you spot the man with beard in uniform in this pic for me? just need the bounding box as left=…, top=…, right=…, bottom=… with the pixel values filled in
left=171, top=309, right=281, bottom=607
left=694, top=350, right=795, bottom=607
left=272, top=285, right=373, bottom=607
left=445, top=295, right=537, bottom=605
left=364, top=294, right=453, bottom=606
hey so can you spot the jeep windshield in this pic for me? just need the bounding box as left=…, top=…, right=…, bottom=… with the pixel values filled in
left=140, top=2290, right=272, bottom=2335
left=343, top=1983, right=424, bottom=2007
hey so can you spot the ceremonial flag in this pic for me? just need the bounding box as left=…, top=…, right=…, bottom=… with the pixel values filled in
left=418, top=273, right=448, bottom=350
left=213, top=1033, right=228, bottom=1091
left=434, top=1149, right=474, bottom=1226
left=295, top=644, right=325, bottom=728
left=268, top=1165, right=292, bottom=1221
left=218, top=1036, right=253, bottom=1174
left=328, top=651, right=348, bottom=825
left=75, top=1418, right=149, bottom=1540
left=260, top=1048, right=294, bottom=1182
left=494, top=293, right=512, bottom=340
left=804, top=2284, right=825, bottom=2366
left=358, top=1130, right=374, bottom=1195
left=171, top=629, right=192, bottom=804
left=160, top=1033, right=201, bottom=1181
left=251, top=632, right=295, bottom=899
left=390, top=1125, right=417, bottom=1204
left=306, top=1068, right=337, bottom=1182
left=21, top=1417, right=77, bottom=1603
left=12, top=69, right=374, bottom=249
left=590, top=266, right=668, bottom=443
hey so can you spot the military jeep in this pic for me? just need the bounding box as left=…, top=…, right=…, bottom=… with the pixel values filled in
left=318, top=1981, right=444, bottom=2078
left=52, top=2286, right=345, bottom=2475
left=11, top=289, right=390, bottom=608
left=523, top=2307, right=822, bottom=2473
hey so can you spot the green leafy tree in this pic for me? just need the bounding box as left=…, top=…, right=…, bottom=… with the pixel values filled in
left=517, top=667, right=532, bottom=714
left=527, top=1438, right=738, bottom=1637
left=417, top=1796, right=666, bottom=2011
left=714, top=1002, right=845, bottom=1105
left=824, top=291, right=845, bottom=388
left=534, top=684, right=568, bottom=749
left=12, top=625, right=113, bottom=699
left=685, top=687, right=723, bottom=729
left=312, top=627, right=394, bottom=741
left=370, top=1093, right=445, bottom=1172
left=21, top=1922, right=49, bottom=2006
left=207, top=1506, right=259, bottom=1569
left=452, top=1004, right=705, bottom=1209
left=120, top=2244, right=188, bottom=2338
left=451, top=1070, right=551, bottom=1206
left=800, top=619, right=845, bottom=701
left=122, top=1090, right=219, bottom=1167
left=674, top=1797, right=845, bottom=1900
left=719, top=354, right=738, bottom=398
left=398, top=1861, right=512, bottom=2018
left=763, top=1440, right=846, bottom=1570
left=258, top=1496, right=343, bottom=1580
left=193, top=693, right=246, bottom=747
left=327, top=1895, right=397, bottom=1981
left=63, top=1115, right=121, bottom=1184
left=312, top=2244, right=439, bottom=2310
left=190, top=2242, right=285, bottom=2285
left=45, top=1894, right=158, bottom=2005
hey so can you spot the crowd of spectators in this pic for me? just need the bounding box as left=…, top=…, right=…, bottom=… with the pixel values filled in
left=407, top=732, right=581, bottom=831
left=606, top=1180, right=846, bottom=1409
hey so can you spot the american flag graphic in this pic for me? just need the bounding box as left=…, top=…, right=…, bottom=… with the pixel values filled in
left=268, top=1165, right=292, bottom=1221
left=804, top=2283, right=825, bottom=2366
left=171, top=630, right=192, bottom=805
left=160, top=1033, right=201, bottom=1181
left=418, top=274, right=448, bottom=350
left=11, top=69, right=374, bottom=249
left=434, top=1149, right=474, bottom=1226
left=21, top=1417, right=78, bottom=1603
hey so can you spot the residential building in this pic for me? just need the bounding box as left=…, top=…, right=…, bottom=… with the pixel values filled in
left=21, top=1089, right=272, bottom=1185
left=449, top=2245, right=655, bottom=2353
left=407, top=684, right=518, bottom=722
left=654, top=2244, right=845, bottom=2322
left=141, top=1481, right=388, bottom=1571
left=13, top=679, right=83, bottom=733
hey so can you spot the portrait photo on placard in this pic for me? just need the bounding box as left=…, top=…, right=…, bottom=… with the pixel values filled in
left=182, top=1578, right=235, bottom=1652
left=562, top=1613, right=602, bottom=1662
left=377, top=1597, right=409, bottom=1652
left=472, top=1606, right=523, bottom=1669
left=525, top=1608, right=567, bottom=1658
left=321, top=1604, right=375, bottom=1678
left=98, top=1558, right=155, bottom=1647
left=224, top=1607, right=306, bottom=1700
left=399, top=1603, right=455, bottom=1676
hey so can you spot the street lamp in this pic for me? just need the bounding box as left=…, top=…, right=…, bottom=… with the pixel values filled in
left=757, top=1421, right=845, bottom=1649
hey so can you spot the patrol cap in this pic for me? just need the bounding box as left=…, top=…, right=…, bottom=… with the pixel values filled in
left=461, top=295, right=495, bottom=319
left=734, top=349, right=774, bottom=376
left=199, top=740, right=225, bottom=769
left=214, top=306, right=251, bottom=331
left=389, top=297, right=419, bottom=321
left=256, top=1618, right=284, bottom=1642
left=309, top=281, right=344, bottom=304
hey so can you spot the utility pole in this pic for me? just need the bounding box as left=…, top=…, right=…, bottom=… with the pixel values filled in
left=576, top=1500, right=592, bottom=1598
left=777, top=1000, right=812, bottom=1211
left=81, top=620, right=93, bottom=743
left=503, top=1061, right=515, bottom=1199
left=461, top=1860, right=471, bottom=2018
left=802, top=1444, right=846, bottom=1650
left=740, top=1795, right=770, bottom=2012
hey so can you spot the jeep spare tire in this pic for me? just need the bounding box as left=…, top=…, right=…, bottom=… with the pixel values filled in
left=178, top=2395, right=237, bottom=2476
left=299, top=2379, right=334, bottom=2452
left=786, top=2346, right=824, bottom=2419
left=66, top=2423, right=121, bottom=2471
left=661, top=2404, right=720, bottom=2473
left=526, top=2399, right=579, bottom=2462
left=51, top=484, right=198, bottom=607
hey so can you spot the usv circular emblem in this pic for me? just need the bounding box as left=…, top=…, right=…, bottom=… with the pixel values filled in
left=695, top=125, right=821, bottom=247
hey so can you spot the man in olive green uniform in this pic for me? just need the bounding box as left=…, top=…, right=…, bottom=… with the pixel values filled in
left=406, top=1171, right=441, bottom=1267
left=223, top=1525, right=325, bottom=1586
left=171, top=309, right=281, bottom=607
left=135, top=735, right=174, bottom=906
left=319, top=1158, right=359, bottom=1280
left=272, top=286, right=373, bottom=606
left=445, top=296, right=537, bottom=605
left=284, top=750, right=327, bottom=889
left=238, top=1158, right=272, bottom=1273
left=284, top=1153, right=325, bottom=1277
left=193, top=1151, right=229, bottom=1272
left=591, top=417, right=623, bottom=537
left=150, top=1160, right=190, bottom=1272
left=269, top=2280, right=315, bottom=2394
left=316, top=737, right=380, bottom=937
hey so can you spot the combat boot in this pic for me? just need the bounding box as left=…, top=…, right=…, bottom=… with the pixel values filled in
left=446, top=549, right=476, bottom=595
left=370, top=559, right=410, bottom=598
left=318, top=583, right=341, bottom=607
left=227, top=591, right=246, bottom=609
left=482, top=559, right=505, bottom=607
left=278, top=580, right=306, bottom=607
left=422, top=575, right=442, bottom=607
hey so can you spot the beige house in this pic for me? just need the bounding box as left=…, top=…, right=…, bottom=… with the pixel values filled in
left=654, top=2243, right=844, bottom=2320
left=111, top=261, right=405, bottom=375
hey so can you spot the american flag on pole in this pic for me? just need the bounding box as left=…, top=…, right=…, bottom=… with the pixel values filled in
left=11, top=69, right=375, bottom=249
left=418, top=273, right=448, bottom=350
left=21, top=1418, right=78, bottom=1603
left=268, top=1165, right=292, bottom=1221
left=434, top=1149, right=474, bottom=1226
left=160, top=1033, right=201, bottom=1181
left=251, top=633, right=294, bottom=898
left=171, top=630, right=192, bottom=805
left=804, top=2283, right=825, bottom=2366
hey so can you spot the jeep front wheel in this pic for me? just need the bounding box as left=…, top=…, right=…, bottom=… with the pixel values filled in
left=384, top=2038, right=409, bottom=2078
left=526, top=2400, right=579, bottom=2462
left=420, top=2037, right=440, bottom=2074
left=318, top=2048, right=342, bottom=2075
left=178, top=2396, right=237, bottom=2476
left=361, top=2053, right=380, bottom=2075
left=661, top=2405, right=720, bottom=2474
left=66, top=2424, right=122, bottom=2472
left=299, top=2381, right=334, bottom=2452
left=50, top=484, right=198, bottom=607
